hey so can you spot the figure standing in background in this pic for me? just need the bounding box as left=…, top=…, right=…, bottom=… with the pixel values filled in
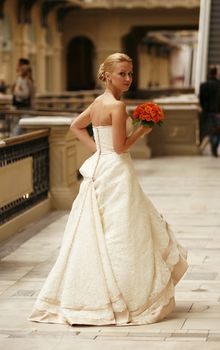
left=199, top=66, right=220, bottom=157
left=12, top=58, right=33, bottom=109
left=11, top=58, right=35, bottom=135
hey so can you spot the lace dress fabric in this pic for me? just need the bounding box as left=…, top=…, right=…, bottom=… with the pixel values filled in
left=29, top=121, right=188, bottom=326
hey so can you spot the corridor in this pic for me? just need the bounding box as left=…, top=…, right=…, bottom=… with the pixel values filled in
left=0, top=154, right=220, bottom=350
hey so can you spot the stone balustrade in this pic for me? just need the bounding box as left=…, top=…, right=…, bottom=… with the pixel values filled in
left=0, top=129, right=50, bottom=242
left=127, top=104, right=200, bottom=157
left=19, top=116, right=93, bottom=210
left=148, top=105, right=200, bottom=156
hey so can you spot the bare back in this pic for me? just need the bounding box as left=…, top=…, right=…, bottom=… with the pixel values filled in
left=90, top=93, right=127, bottom=127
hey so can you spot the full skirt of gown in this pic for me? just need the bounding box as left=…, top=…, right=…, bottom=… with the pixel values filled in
left=29, top=125, right=188, bottom=326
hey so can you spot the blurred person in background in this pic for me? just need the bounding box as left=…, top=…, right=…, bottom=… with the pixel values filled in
left=199, top=66, right=220, bottom=157
left=11, top=58, right=34, bottom=135
left=12, top=58, right=33, bottom=109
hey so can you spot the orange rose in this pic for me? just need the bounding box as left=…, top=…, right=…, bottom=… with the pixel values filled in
left=132, top=101, right=164, bottom=126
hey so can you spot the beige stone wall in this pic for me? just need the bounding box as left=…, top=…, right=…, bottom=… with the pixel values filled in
left=0, top=1, right=199, bottom=93
left=63, top=8, right=199, bottom=89
left=148, top=105, right=200, bottom=156
left=138, top=45, right=170, bottom=89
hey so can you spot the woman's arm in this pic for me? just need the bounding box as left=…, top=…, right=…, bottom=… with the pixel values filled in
left=112, top=102, right=152, bottom=154
left=70, top=104, right=96, bottom=152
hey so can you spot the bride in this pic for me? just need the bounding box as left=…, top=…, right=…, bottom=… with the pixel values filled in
left=29, top=53, right=188, bottom=326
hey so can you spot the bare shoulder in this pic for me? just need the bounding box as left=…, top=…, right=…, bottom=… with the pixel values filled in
left=110, top=100, right=126, bottom=118
left=112, top=100, right=126, bottom=110
left=93, top=95, right=102, bottom=103
left=111, top=100, right=127, bottom=120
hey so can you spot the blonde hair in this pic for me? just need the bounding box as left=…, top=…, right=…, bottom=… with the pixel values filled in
left=97, top=53, right=132, bottom=82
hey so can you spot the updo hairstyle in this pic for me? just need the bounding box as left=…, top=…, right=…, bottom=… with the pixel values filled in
left=97, top=53, right=132, bottom=82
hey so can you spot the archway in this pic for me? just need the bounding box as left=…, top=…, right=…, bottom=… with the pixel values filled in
left=67, top=36, right=95, bottom=90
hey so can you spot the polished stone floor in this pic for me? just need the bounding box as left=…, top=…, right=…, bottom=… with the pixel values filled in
left=1, top=154, right=220, bottom=350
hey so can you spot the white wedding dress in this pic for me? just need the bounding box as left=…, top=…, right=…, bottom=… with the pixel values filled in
left=29, top=121, right=188, bottom=326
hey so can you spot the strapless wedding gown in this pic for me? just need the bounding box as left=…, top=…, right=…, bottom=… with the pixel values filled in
left=29, top=123, right=188, bottom=326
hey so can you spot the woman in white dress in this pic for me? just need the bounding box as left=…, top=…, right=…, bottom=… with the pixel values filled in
left=29, top=53, right=188, bottom=326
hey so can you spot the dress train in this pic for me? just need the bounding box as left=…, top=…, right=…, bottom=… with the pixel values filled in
left=29, top=124, right=188, bottom=325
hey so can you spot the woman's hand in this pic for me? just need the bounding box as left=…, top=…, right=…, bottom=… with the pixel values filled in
left=139, top=124, right=153, bottom=135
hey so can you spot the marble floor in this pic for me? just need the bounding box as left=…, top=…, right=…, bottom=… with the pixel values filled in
left=1, top=154, right=220, bottom=350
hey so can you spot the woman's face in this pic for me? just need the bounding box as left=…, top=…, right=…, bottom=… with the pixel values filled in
left=108, top=61, right=133, bottom=92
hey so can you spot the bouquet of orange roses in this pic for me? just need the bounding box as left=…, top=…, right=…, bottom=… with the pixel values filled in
left=132, top=101, right=164, bottom=127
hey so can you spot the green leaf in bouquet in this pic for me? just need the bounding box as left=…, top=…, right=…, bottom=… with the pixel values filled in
left=141, top=120, right=155, bottom=127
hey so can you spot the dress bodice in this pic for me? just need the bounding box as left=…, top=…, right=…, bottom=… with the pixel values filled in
left=93, top=117, right=133, bottom=154
left=93, top=126, right=114, bottom=154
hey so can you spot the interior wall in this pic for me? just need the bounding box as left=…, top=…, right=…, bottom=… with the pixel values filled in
left=63, top=7, right=199, bottom=90
left=0, top=1, right=199, bottom=93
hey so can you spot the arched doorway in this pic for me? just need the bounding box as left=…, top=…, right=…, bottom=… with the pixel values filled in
left=67, top=36, right=95, bottom=90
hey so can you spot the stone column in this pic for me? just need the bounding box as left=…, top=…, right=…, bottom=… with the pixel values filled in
left=20, top=24, right=30, bottom=57
left=0, top=19, right=11, bottom=83
left=195, top=0, right=211, bottom=93
left=52, top=46, right=62, bottom=92
left=19, top=116, right=93, bottom=209
left=36, top=38, right=46, bottom=94
left=0, top=19, right=3, bottom=69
